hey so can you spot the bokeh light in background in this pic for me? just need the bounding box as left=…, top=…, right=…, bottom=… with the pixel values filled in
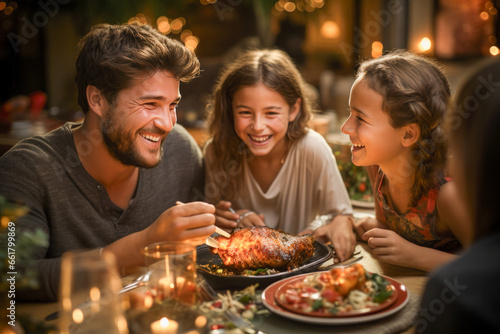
left=418, top=37, right=432, bottom=52
left=320, top=21, right=340, bottom=39
left=371, top=41, right=383, bottom=58
left=127, top=13, right=199, bottom=53
left=1, top=0, right=499, bottom=130
left=157, top=16, right=171, bottom=34
left=0, top=0, right=16, bottom=15
left=272, top=0, right=325, bottom=16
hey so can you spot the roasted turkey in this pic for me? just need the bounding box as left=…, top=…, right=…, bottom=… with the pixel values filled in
left=209, top=226, right=315, bottom=271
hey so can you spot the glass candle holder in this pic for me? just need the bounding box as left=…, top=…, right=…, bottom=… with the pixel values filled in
left=59, top=249, right=128, bottom=334
left=143, top=242, right=197, bottom=306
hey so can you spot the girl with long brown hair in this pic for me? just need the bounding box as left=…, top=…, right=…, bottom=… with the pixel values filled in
left=204, top=49, right=355, bottom=261
left=344, top=50, right=470, bottom=271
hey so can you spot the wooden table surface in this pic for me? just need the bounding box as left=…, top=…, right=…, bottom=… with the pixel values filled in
left=18, top=242, right=427, bottom=333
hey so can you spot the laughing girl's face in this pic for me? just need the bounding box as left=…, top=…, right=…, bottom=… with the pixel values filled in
left=342, top=78, right=406, bottom=170
left=232, top=82, right=299, bottom=159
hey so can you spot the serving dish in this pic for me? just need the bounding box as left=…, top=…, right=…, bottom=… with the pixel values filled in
left=196, top=241, right=332, bottom=290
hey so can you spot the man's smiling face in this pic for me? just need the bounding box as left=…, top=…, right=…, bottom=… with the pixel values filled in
left=100, top=70, right=181, bottom=168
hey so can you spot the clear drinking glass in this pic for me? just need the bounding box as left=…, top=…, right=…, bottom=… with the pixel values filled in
left=143, top=242, right=197, bottom=305
left=59, top=249, right=128, bottom=334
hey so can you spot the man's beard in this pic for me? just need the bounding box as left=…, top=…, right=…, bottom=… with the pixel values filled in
left=100, top=110, right=164, bottom=169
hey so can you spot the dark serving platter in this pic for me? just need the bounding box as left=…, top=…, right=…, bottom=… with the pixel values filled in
left=196, top=241, right=332, bottom=290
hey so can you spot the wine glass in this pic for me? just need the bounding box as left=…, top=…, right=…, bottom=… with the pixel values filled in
left=59, top=249, right=128, bottom=334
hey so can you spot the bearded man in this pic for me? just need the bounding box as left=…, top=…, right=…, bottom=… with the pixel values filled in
left=0, top=23, right=215, bottom=301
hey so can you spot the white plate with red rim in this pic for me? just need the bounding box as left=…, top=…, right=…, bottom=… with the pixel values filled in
left=261, top=272, right=409, bottom=325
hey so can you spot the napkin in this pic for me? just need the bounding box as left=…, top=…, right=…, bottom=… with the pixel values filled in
left=258, top=292, right=421, bottom=334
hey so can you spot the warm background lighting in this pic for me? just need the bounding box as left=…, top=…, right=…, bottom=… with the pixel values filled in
left=490, top=45, right=499, bottom=56
left=320, top=21, right=340, bottom=39
left=272, top=0, right=325, bottom=15
left=127, top=13, right=199, bottom=53
left=157, top=16, right=171, bottom=34
left=284, top=2, right=296, bottom=12
left=418, top=37, right=432, bottom=52
left=371, top=41, right=383, bottom=58
left=170, top=18, right=184, bottom=33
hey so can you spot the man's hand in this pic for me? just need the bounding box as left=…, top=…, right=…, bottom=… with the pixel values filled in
left=353, top=216, right=387, bottom=240
left=148, top=201, right=216, bottom=246
left=311, top=215, right=356, bottom=262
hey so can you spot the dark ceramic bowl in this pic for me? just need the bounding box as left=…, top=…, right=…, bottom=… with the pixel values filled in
left=196, top=242, right=332, bottom=290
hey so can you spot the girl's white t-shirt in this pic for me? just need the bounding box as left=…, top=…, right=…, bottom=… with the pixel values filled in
left=232, top=129, right=353, bottom=234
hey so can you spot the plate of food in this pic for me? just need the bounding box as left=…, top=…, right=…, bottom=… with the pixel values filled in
left=261, top=264, right=409, bottom=325
left=197, top=226, right=332, bottom=290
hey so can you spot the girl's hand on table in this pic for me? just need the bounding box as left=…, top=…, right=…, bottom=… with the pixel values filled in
left=353, top=216, right=387, bottom=240
left=214, top=200, right=239, bottom=231
left=363, top=228, right=418, bottom=267
left=312, top=215, right=356, bottom=262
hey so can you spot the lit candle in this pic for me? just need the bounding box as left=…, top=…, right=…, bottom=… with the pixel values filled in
left=158, top=277, right=174, bottom=297
left=150, top=317, right=178, bottom=334
left=176, top=276, right=186, bottom=290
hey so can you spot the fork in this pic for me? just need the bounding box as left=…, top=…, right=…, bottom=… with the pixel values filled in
left=197, top=276, right=267, bottom=334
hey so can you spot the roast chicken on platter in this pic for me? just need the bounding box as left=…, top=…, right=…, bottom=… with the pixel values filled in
left=209, top=226, right=315, bottom=271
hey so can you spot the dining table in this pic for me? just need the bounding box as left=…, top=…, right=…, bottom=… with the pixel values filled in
left=17, top=210, right=427, bottom=334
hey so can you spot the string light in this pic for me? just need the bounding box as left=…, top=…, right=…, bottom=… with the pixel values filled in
left=272, top=0, right=325, bottom=14
left=157, top=17, right=171, bottom=34
left=284, top=2, right=296, bottom=12
left=170, top=18, right=184, bottom=33
left=130, top=14, right=201, bottom=53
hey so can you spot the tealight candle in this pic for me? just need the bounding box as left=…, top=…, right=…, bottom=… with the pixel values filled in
left=158, top=276, right=174, bottom=295
left=150, top=317, right=178, bottom=334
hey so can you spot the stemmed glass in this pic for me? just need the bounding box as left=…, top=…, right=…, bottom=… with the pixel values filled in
left=59, top=249, right=128, bottom=334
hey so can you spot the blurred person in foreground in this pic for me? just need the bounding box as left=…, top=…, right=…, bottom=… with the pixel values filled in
left=0, top=23, right=215, bottom=302
left=416, top=58, right=500, bottom=332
